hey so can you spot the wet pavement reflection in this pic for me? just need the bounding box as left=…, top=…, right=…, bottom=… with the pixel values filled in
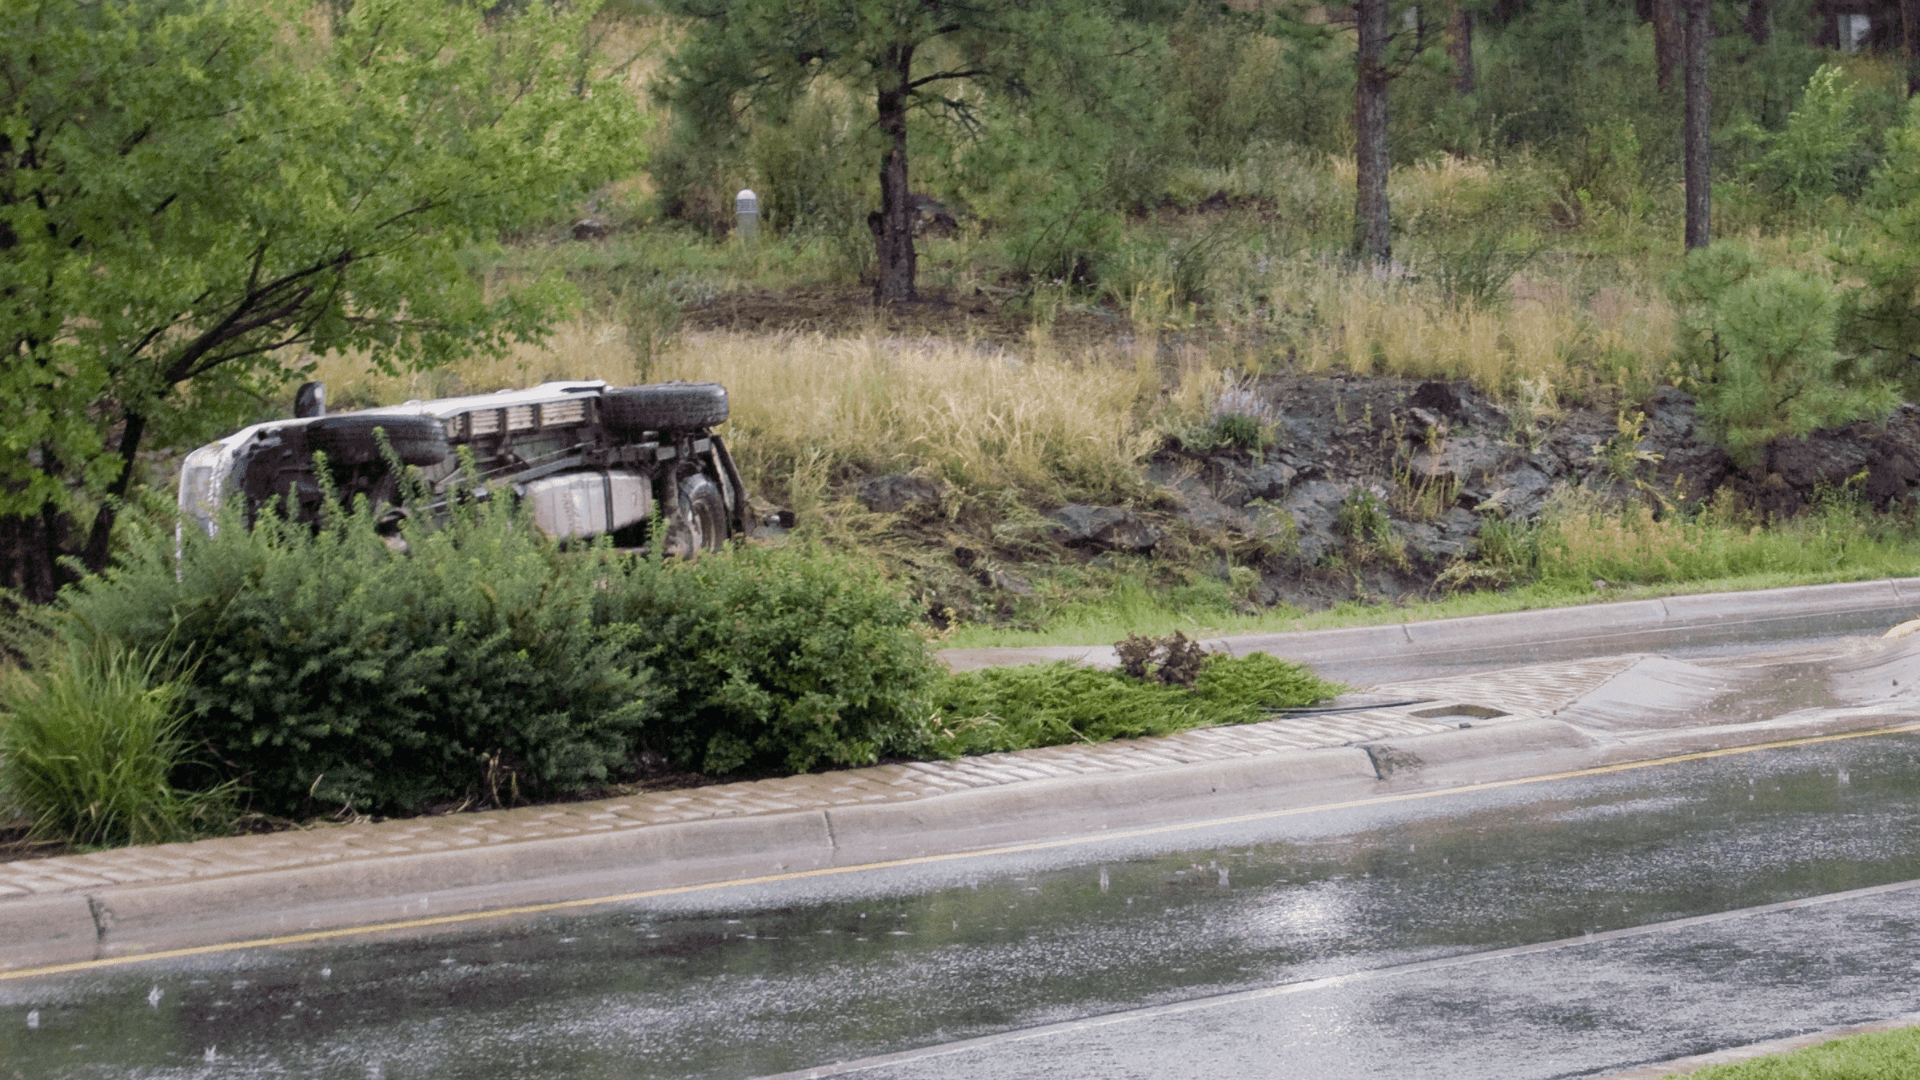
left=7, top=735, right=1920, bottom=1079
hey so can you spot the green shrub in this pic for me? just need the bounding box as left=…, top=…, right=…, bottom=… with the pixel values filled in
left=1191, top=651, right=1344, bottom=717
left=1672, top=244, right=1898, bottom=466
left=923, top=652, right=1343, bottom=757
left=1735, top=64, right=1868, bottom=211
left=596, top=542, right=943, bottom=775
left=0, top=638, right=232, bottom=848
left=60, top=496, right=657, bottom=816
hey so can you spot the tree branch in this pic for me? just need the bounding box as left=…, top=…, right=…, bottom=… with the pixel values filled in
left=907, top=67, right=988, bottom=90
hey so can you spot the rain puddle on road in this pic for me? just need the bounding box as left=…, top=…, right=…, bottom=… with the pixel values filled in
left=8, top=735, right=1920, bottom=1079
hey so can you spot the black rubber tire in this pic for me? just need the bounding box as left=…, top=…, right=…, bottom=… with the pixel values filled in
left=668, top=473, right=730, bottom=557
left=601, top=382, right=729, bottom=435
left=307, top=414, right=450, bottom=467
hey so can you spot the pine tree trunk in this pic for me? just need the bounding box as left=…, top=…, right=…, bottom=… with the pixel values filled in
left=1745, top=0, right=1772, bottom=45
left=1684, top=0, right=1712, bottom=250
left=1448, top=4, right=1475, bottom=95
left=1903, top=0, right=1920, bottom=97
left=873, top=43, right=917, bottom=304
left=1353, top=0, right=1392, bottom=264
left=1652, top=0, right=1681, bottom=92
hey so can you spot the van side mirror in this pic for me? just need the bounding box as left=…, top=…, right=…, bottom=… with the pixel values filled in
left=294, top=381, right=327, bottom=419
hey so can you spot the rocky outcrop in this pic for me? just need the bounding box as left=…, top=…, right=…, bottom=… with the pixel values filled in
left=1143, top=375, right=1920, bottom=606
left=1729, top=403, right=1920, bottom=517
left=855, top=373, right=1920, bottom=615
left=1047, top=505, right=1162, bottom=552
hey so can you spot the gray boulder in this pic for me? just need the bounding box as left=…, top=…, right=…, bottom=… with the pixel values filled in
left=1476, top=464, right=1555, bottom=521
left=858, top=475, right=941, bottom=513
left=1237, top=460, right=1299, bottom=503
left=1409, top=434, right=1509, bottom=485
left=1279, top=481, right=1351, bottom=563
left=1398, top=507, right=1482, bottom=561
left=1047, top=505, right=1162, bottom=552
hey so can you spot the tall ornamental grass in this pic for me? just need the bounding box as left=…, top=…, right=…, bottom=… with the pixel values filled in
left=0, top=640, right=232, bottom=848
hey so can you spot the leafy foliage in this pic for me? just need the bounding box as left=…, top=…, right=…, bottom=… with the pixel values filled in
left=0, top=0, right=645, bottom=598
left=596, top=542, right=944, bottom=776
left=58, top=497, right=658, bottom=817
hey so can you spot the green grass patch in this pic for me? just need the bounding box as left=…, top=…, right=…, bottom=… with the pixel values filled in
left=1669, top=1024, right=1920, bottom=1078
left=0, top=639, right=234, bottom=849
left=921, top=653, right=1344, bottom=757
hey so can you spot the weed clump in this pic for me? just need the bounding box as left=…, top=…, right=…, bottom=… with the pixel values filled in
left=1115, top=630, right=1210, bottom=685
left=922, top=647, right=1343, bottom=757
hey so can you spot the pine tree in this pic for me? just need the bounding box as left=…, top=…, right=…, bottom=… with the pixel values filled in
left=662, top=0, right=1126, bottom=302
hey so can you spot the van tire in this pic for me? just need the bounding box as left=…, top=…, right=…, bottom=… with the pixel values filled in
left=308, top=414, right=450, bottom=467
left=666, top=473, right=730, bottom=557
left=602, top=382, right=729, bottom=434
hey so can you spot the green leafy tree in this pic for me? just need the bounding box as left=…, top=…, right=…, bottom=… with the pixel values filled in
left=660, top=0, right=1131, bottom=302
left=0, top=0, right=645, bottom=602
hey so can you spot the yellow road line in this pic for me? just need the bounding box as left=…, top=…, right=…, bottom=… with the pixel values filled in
left=7, top=721, right=1918, bottom=983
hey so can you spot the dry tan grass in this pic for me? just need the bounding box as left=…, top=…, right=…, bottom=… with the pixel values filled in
left=303, top=319, right=639, bottom=407
left=307, top=325, right=1204, bottom=512
left=648, top=332, right=1175, bottom=507
left=1280, top=269, right=1677, bottom=402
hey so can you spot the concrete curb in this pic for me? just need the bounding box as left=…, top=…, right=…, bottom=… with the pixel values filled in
left=12, top=706, right=1888, bottom=972
left=4, top=746, right=1388, bottom=970
left=1216, top=578, right=1920, bottom=684
left=823, top=746, right=1379, bottom=864
left=940, top=577, right=1920, bottom=684
left=1359, top=716, right=1599, bottom=779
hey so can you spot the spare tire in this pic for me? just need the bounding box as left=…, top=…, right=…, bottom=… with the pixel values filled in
left=601, top=382, right=729, bottom=435
left=307, top=414, right=450, bottom=467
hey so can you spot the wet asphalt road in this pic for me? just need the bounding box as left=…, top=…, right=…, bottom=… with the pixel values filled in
left=7, top=732, right=1920, bottom=1080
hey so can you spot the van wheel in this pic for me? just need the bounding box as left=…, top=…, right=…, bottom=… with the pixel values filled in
left=665, top=473, right=730, bottom=557
left=602, top=382, right=729, bottom=435
left=307, top=414, right=450, bottom=467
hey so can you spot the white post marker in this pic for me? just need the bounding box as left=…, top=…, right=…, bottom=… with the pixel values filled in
left=735, top=188, right=759, bottom=242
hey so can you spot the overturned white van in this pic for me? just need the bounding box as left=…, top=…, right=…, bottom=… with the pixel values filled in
left=177, top=379, right=751, bottom=555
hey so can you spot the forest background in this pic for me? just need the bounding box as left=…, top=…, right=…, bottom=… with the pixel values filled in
left=326, top=0, right=1920, bottom=639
